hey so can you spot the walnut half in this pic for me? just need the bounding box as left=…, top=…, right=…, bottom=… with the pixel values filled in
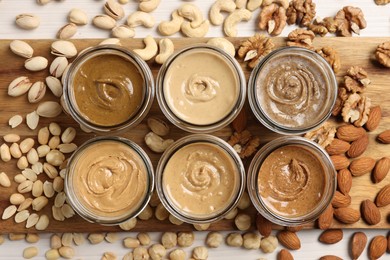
left=258, top=3, right=287, bottom=36
left=341, top=93, right=371, bottom=127
left=238, top=34, right=275, bottom=68
left=286, top=0, right=316, bottom=27
left=287, top=28, right=315, bottom=50
left=316, top=47, right=341, bottom=73
left=335, top=6, right=367, bottom=37
left=375, top=41, right=390, bottom=68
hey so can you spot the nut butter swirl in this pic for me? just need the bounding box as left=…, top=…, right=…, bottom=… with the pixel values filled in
left=185, top=74, right=218, bottom=102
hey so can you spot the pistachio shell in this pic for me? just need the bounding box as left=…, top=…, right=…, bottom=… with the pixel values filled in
left=93, top=14, right=117, bottom=30
left=51, top=40, right=77, bottom=58
left=24, top=56, right=48, bottom=72
left=28, top=81, right=46, bottom=103
left=10, top=40, right=34, bottom=58
left=45, top=76, right=63, bottom=97
left=15, top=13, right=40, bottom=30
left=104, top=0, right=125, bottom=20
left=68, top=8, right=88, bottom=25
left=36, top=101, right=62, bottom=118
left=8, top=76, right=32, bottom=97
left=57, top=23, right=77, bottom=39
left=49, top=57, right=68, bottom=78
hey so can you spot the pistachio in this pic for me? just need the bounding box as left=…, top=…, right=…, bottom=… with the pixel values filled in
left=51, top=40, right=77, bottom=58
left=15, top=13, right=40, bottom=30
left=4, top=133, right=21, bottom=143
left=26, top=213, right=39, bottom=228
left=8, top=76, right=32, bottom=97
left=112, top=25, right=135, bottom=38
left=2, top=205, right=17, bottom=220
left=49, top=57, right=68, bottom=79
left=24, top=56, right=48, bottom=71
left=147, top=117, right=170, bottom=136
left=104, top=0, right=125, bottom=20
left=46, top=150, right=65, bottom=166
left=93, top=14, right=117, bottom=30
left=61, top=127, right=76, bottom=143
left=0, top=172, right=11, bottom=187
left=35, top=214, right=49, bottom=230
left=28, top=81, right=46, bottom=103
left=26, top=111, right=40, bottom=130
left=68, top=8, right=88, bottom=25
left=10, top=40, right=34, bottom=58
left=15, top=209, right=30, bottom=223
left=20, top=138, right=35, bottom=153
left=37, top=101, right=62, bottom=118
left=8, top=114, right=23, bottom=128
left=32, top=180, right=44, bottom=197
left=0, top=144, right=11, bottom=162
left=57, top=23, right=77, bottom=39
left=32, top=196, right=49, bottom=211
left=45, top=76, right=63, bottom=97
left=10, top=143, right=22, bottom=159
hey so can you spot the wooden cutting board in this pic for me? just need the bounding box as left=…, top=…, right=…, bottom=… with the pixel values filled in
left=0, top=37, right=389, bottom=233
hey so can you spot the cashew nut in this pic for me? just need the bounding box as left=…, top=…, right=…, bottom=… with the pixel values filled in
left=155, top=38, right=174, bottom=64
left=133, top=35, right=158, bottom=61
left=235, top=0, right=248, bottom=9
left=127, top=11, right=155, bottom=28
left=207, top=38, right=236, bottom=57
left=158, top=10, right=184, bottom=36
left=181, top=20, right=210, bottom=37
left=247, top=0, right=263, bottom=11
left=144, top=132, right=174, bottom=153
left=224, top=9, right=252, bottom=37
left=262, top=0, right=289, bottom=9
left=209, top=0, right=236, bottom=26
left=139, top=0, right=161, bottom=13
left=177, top=3, right=204, bottom=28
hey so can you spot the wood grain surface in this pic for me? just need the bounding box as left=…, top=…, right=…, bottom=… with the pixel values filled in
left=0, top=37, right=389, bottom=234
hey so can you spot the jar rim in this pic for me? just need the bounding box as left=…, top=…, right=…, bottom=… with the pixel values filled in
left=248, top=46, right=337, bottom=135
left=64, top=136, right=154, bottom=225
left=156, top=44, right=246, bottom=133
left=155, top=134, right=246, bottom=224
left=63, top=44, right=154, bottom=134
left=247, top=136, right=336, bottom=226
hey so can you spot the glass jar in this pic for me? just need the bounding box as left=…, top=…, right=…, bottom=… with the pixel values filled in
left=62, top=45, right=154, bottom=133
left=248, top=47, right=337, bottom=135
left=247, top=136, right=336, bottom=226
left=64, top=136, right=154, bottom=225
left=156, top=134, right=245, bottom=224
left=156, top=44, right=246, bottom=133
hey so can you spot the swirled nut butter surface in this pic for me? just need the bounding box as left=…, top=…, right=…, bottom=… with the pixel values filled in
left=163, top=142, right=239, bottom=217
left=256, top=52, right=330, bottom=128
left=73, top=54, right=144, bottom=126
left=72, top=140, right=148, bottom=218
left=163, top=49, right=239, bottom=125
left=258, top=145, right=326, bottom=218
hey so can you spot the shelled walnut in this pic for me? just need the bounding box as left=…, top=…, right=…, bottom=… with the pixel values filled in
left=335, top=6, right=366, bottom=36
left=258, top=3, right=287, bottom=36
left=375, top=41, right=390, bottom=68
left=238, top=34, right=275, bottom=68
left=344, top=66, right=370, bottom=93
left=286, top=28, right=315, bottom=49
left=286, top=0, right=316, bottom=27
left=304, top=122, right=336, bottom=148
left=316, top=47, right=341, bottom=73
left=228, top=130, right=261, bottom=159
left=341, top=93, right=371, bottom=127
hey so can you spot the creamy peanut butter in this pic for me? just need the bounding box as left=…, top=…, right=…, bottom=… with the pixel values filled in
left=163, top=48, right=239, bottom=125
left=73, top=54, right=144, bottom=126
left=72, top=140, right=148, bottom=218
left=256, top=52, right=330, bottom=128
left=163, top=142, right=239, bottom=218
left=258, top=145, right=326, bottom=217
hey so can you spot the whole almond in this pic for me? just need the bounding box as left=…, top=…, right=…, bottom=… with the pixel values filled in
left=277, top=231, right=301, bottom=250
left=369, top=236, right=387, bottom=260
left=231, top=108, right=247, bottom=133
left=366, top=105, right=381, bottom=131
left=350, top=232, right=367, bottom=260
left=255, top=213, right=272, bottom=237
left=318, top=205, right=334, bottom=230
left=330, top=155, right=350, bottom=170
left=372, top=157, right=390, bottom=183
left=337, top=169, right=352, bottom=195
left=349, top=157, right=376, bottom=176
left=375, top=184, right=390, bottom=207
left=347, top=134, right=369, bottom=158
left=277, top=249, right=293, bottom=260
left=319, top=229, right=343, bottom=244
left=285, top=226, right=303, bottom=232
left=331, top=191, right=351, bottom=208
left=336, top=125, right=366, bottom=142
left=361, top=199, right=381, bottom=225
left=334, top=207, right=360, bottom=224
left=325, top=138, right=350, bottom=155
left=377, top=129, right=390, bottom=144
left=319, top=256, right=342, bottom=260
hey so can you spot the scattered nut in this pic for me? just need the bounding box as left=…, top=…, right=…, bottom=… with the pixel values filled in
left=133, top=35, right=158, bottom=61
left=177, top=232, right=194, bottom=247
left=224, top=9, right=252, bottom=37
left=260, top=235, right=278, bottom=253
left=161, top=232, right=177, bottom=249
left=226, top=233, right=243, bottom=247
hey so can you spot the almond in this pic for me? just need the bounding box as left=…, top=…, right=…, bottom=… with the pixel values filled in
left=331, top=191, right=351, bottom=208
left=347, top=134, right=369, bottom=158
left=375, top=184, right=390, bottom=207
left=349, top=157, right=376, bottom=176
left=277, top=249, right=293, bottom=260
left=369, top=235, right=387, bottom=260
left=330, top=155, right=350, bottom=170
left=318, top=205, right=334, bottom=230
left=336, top=125, right=366, bottom=142
left=373, top=157, right=390, bottom=183
left=366, top=105, right=381, bottom=131
left=255, top=213, right=272, bottom=237
left=351, top=232, right=367, bottom=260
left=319, top=229, right=343, bottom=244
left=231, top=108, right=247, bottom=133
left=277, top=231, right=301, bottom=250
left=319, top=256, right=342, bottom=260
left=285, top=226, right=303, bottom=232
left=361, top=199, right=381, bottom=225
left=377, top=129, right=390, bottom=144
left=325, top=138, right=350, bottom=155
left=337, top=169, right=352, bottom=195
left=333, top=207, right=360, bottom=224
